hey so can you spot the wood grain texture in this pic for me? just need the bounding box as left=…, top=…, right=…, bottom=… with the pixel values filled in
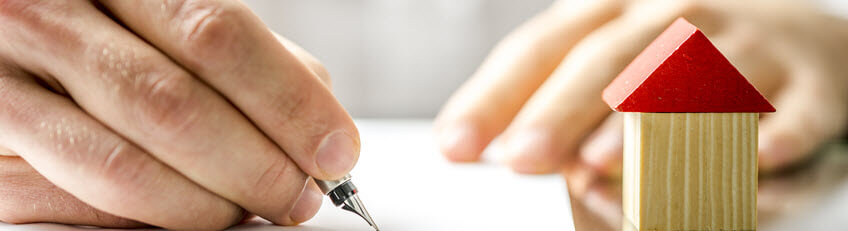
left=623, top=113, right=757, bottom=231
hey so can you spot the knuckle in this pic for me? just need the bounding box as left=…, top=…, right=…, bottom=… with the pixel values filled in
left=94, top=144, right=241, bottom=230
left=96, top=142, right=156, bottom=196
left=135, top=72, right=202, bottom=136
left=174, top=0, right=248, bottom=60
left=92, top=142, right=176, bottom=216
left=249, top=157, right=294, bottom=202
left=236, top=156, right=308, bottom=222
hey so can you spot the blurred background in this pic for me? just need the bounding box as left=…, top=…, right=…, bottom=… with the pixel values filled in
left=243, top=0, right=847, bottom=118
left=243, top=0, right=553, bottom=117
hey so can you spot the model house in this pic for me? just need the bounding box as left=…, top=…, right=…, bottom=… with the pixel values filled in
left=603, top=18, right=774, bottom=230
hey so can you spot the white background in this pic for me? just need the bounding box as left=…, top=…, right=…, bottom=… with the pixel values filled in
left=243, top=0, right=848, bottom=118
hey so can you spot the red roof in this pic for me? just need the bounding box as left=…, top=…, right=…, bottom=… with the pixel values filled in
left=602, top=18, right=774, bottom=112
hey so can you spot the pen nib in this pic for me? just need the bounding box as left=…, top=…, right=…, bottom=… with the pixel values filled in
left=341, top=194, right=379, bottom=231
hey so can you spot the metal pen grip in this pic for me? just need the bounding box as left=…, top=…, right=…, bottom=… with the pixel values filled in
left=314, top=174, right=352, bottom=194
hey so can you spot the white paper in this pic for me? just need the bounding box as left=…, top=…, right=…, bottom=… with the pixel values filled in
left=1, top=119, right=574, bottom=231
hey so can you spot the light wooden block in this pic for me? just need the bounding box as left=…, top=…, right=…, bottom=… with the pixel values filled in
left=623, top=112, right=757, bottom=231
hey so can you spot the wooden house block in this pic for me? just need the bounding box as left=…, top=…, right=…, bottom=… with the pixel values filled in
left=603, top=18, right=774, bottom=231
left=622, top=113, right=757, bottom=230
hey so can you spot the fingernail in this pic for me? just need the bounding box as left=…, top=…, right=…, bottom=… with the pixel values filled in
left=316, top=131, right=357, bottom=179
left=437, top=123, right=483, bottom=162
left=504, top=131, right=560, bottom=174
left=289, top=184, right=323, bottom=224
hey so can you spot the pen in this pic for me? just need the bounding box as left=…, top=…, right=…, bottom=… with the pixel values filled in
left=314, top=174, right=379, bottom=231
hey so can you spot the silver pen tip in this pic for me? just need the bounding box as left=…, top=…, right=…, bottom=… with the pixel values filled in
left=340, top=194, right=379, bottom=231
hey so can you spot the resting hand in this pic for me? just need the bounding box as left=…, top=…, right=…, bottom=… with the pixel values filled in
left=435, top=0, right=848, bottom=174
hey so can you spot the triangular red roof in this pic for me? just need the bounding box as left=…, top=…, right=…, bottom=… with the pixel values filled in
left=602, top=18, right=775, bottom=112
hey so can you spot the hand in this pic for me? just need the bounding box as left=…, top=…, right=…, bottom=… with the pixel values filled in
left=0, top=0, right=359, bottom=229
left=435, top=0, right=848, bottom=174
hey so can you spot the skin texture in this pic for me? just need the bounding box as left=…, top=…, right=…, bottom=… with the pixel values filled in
left=436, top=0, right=848, bottom=175
left=0, top=0, right=357, bottom=229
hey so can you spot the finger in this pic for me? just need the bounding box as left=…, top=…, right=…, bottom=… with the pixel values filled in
left=288, top=180, right=323, bottom=224
left=0, top=1, right=308, bottom=225
left=434, top=0, right=623, bottom=162
left=0, top=156, right=144, bottom=228
left=272, top=32, right=332, bottom=88
left=579, top=114, right=623, bottom=177
left=100, top=0, right=358, bottom=180
left=500, top=1, right=696, bottom=173
left=708, top=18, right=786, bottom=100
left=0, top=68, right=241, bottom=229
left=757, top=59, right=848, bottom=172
left=0, top=145, right=15, bottom=156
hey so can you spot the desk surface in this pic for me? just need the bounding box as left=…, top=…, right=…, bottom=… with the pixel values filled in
left=2, top=119, right=847, bottom=230
left=0, top=120, right=572, bottom=231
